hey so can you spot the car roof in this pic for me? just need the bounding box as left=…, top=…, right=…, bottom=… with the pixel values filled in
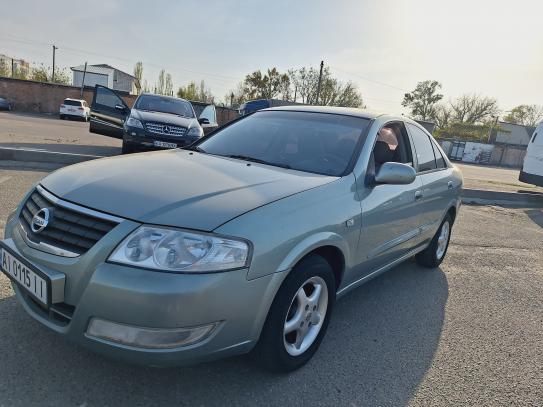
left=263, top=105, right=386, bottom=120
left=139, top=93, right=189, bottom=103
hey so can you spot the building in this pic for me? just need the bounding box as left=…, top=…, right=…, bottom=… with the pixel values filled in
left=71, top=64, right=140, bottom=95
left=493, top=121, right=536, bottom=146
left=0, top=54, right=30, bottom=77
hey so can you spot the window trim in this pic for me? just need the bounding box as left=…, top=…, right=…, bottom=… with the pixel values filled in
left=406, top=122, right=450, bottom=174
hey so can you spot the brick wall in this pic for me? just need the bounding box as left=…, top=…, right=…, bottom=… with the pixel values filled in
left=0, top=77, right=136, bottom=114
left=0, top=77, right=238, bottom=126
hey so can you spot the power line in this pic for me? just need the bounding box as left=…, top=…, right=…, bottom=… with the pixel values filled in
left=0, top=35, right=241, bottom=86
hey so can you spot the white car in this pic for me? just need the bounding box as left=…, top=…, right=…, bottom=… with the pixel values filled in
left=519, top=121, right=543, bottom=187
left=59, top=98, right=90, bottom=121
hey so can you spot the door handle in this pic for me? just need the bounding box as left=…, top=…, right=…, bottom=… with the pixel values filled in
left=447, top=181, right=454, bottom=189
left=414, top=190, right=423, bottom=200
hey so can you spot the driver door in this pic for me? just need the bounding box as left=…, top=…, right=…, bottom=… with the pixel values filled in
left=89, top=85, right=129, bottom=139
left=198, top=104, right=219, bottom=135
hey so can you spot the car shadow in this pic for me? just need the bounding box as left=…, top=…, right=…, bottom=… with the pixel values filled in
left=525, top=209, right=543, bottom=229
left=0, top=142, right=120, bottom=157
left=0, top=261, right=448, bottom=406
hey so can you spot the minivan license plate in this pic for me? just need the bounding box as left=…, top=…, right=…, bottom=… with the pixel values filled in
left=0, top=244, right=48, bottom=306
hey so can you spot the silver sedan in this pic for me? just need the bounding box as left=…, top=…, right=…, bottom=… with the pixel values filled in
left=0, top=106, right=462, bottom=372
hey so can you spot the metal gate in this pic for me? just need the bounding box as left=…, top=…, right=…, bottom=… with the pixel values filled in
left=450, top=141, right=466, bottom=161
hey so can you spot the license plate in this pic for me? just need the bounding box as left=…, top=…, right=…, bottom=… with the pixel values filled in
left=0, top=244, right=49, bottom=306
left=68, top=109, right=75, bottom=112
left=153, top=141, right=177, bottom=148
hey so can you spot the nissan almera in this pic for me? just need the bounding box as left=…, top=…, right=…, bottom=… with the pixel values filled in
left=1, top=106, right=462, bottom=371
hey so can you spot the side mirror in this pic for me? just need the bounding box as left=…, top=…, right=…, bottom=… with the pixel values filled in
left=374, top=162, right=416, bottom=185
left=198, top=117, right=210, bottom=125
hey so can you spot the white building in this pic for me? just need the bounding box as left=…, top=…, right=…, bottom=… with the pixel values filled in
left=71, top=64, right=140, bottom=95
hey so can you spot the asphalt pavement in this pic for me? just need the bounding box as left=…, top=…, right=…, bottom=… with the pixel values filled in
left=0, top=168, right=542, bottom=406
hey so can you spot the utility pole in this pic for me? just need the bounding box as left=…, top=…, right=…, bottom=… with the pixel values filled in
left=315, top=60, right=324, bottom=105
left=52, top=45, right=58, bottom=82
left=80, top=62, right=88, bottom=98
left=11, top=58, right=14, bottom=77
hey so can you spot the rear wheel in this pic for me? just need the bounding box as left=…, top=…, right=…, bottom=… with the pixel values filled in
left=416, top=213, right=453, bottom=268
left=252, top=254, right=335, bottom=372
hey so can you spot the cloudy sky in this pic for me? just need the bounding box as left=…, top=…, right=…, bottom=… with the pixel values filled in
left=1, top=0, right=541, bottom=113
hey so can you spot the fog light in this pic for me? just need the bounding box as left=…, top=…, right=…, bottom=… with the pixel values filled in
left=87, top=318, right=217, bottom=349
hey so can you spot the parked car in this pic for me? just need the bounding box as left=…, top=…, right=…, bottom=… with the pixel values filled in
left=0, top=97, right=12, bottom=111
left=88, top=86, right=218, bottom=154
left=519, top=121, right=543, bottom=186
left=59, top=98, right=90, bottom=121
left=0, top=106, right=462, bottom=372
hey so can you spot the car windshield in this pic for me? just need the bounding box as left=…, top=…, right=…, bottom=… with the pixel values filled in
left=64, top=100, right=82, bottom=106
left=196, top=111, right=370, bottom=176
left=135, top=95, right=194, bottom=117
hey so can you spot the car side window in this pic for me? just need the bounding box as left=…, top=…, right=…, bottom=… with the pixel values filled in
left=430, top=139, right=447, bottom=168
left=199, top=105, right=217, bottom=124
left=407, top=124, right=437, bottom=172
left=95, top=86, right=124, bottom=109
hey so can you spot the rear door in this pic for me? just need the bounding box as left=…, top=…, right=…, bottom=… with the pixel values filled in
left=406, top=123, right=455, bottom=243
left=89, top=85, right=129, bottom=139
left=198, top=104, right=219, bottom=135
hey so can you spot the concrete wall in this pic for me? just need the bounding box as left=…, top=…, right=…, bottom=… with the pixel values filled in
left=0, top=77, right=136, bottom=114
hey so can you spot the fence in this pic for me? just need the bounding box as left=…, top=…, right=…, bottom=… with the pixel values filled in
left=438, top=139, right=527, bottom=168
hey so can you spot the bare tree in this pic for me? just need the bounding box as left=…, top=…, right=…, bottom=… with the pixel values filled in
left=165, top=73, right=173, bottom=96
left=450, top=94, right=499, bottom=124
left=432, top=104, right=453, bottom=128
left=133, top=62, right=143, bottom=94
left=503, top=104, right=543, bottom=127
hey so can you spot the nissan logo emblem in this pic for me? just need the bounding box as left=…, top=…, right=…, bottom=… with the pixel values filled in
left=31, top=208, right=52, bottom=233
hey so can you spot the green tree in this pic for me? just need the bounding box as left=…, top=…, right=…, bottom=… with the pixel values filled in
left=164, top=73, right=173, bottom=96
left=243, top=68, right=290, bottom=100
left=178, top=80, right=214, bottom=103
left=0, top=59, right=9, bottom=77
left=402, top=80, right=443, bottom=121
left=133, top=62, right=143, bottom=94
left=155, top=69, right=166, bottom=95
left=503, top=104, right=543, bottom=127
left=31, top=64, right=49, bottom=82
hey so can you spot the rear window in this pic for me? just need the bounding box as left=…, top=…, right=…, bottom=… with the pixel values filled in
left=197, top=111, right=370, bottom=176
left=64, top=100, right=82, bottom=106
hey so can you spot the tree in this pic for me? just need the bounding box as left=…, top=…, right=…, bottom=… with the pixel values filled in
left=402, top=80, right=443, bottom=121
left=503, top=105, right=543, bottom=127
left=177, top=80, right=214, bottom=103
left=31, top=64, right=49, bottom=82
left=133, top=62, right=143, bottom=94
left=432, top=104, right=453, bottom=128
left=29, top=64, right=70, bottom=84
left=0, top=59, right=9, bottom=77
left=449, top=94, right=499, bottom=124
left=164, top=73, right=173, bottom=96
left=289, top=66, right=320, bottom=104
left=243, top=68, right=290, bottom=100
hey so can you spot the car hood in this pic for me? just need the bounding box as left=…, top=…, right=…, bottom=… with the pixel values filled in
left=41, top=150, right=337, bottom=231
left=131, top=109, right=198, bottom=128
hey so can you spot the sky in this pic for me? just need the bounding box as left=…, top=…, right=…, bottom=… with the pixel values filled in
left=1, top=0, right=542, bottom=113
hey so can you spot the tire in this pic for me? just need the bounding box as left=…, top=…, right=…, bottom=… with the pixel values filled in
left=252, top=254, right=336, bottom=372
left=59, top=114, right=64, bottom=120
left=121, top=141, right=134, bottom=154
left=416, top=212, right=453, bottom=268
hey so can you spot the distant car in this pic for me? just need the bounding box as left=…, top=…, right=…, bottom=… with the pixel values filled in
left=238, top=98, right=301, bottom=116
left=60, top=98, right=90, bottom=121
left=519, top=121, right=543, bottom=187
left=0, top=97, right=12, bottom=111
left=88, top=86, right=218, bottom=154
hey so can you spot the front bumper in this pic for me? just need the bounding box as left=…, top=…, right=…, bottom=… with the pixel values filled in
left=124, top=126, right=199, bottom=151
left=3, top=215, right=284, bottom=367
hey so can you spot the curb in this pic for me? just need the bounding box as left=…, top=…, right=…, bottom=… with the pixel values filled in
left=461, top=188, right=543, bottom=208
left=0, top=147, right=103, bottom=165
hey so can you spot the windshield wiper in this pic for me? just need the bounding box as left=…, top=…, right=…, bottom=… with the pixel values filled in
left=226, top=155, right=291, bottom=169
left=184, top=145, right=206, bottom=153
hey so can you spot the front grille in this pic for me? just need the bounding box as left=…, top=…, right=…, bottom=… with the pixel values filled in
left=146, top=122, right=187, bottom=137
left=19, top=188, right=119, bottom=256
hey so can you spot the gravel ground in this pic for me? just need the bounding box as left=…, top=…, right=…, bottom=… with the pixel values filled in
left=0, top=168, right=542, bottom=407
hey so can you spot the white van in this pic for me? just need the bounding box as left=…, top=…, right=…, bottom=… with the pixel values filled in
left=520, top=122, right=543, bottom=186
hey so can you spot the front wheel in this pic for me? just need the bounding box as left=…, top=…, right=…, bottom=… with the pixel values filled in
left=121, top=141, right=135, bottom=154
left=252, top=254, right=335, bottom=372
left=416, top=213, right=453, bottom=268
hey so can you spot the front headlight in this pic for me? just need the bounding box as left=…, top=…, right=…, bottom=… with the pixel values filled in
left=108, top=226, right=251, bottom=273
left=186, top=126, right=203, bottom=138
left=126, top=117, right=144, bottom=129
